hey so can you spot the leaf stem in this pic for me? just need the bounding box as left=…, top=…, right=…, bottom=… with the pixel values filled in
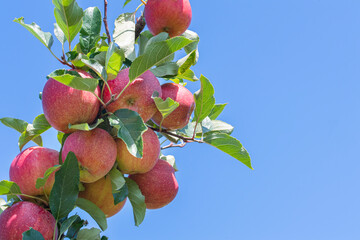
left=104, top=0, right=112, bottom=44
left=148, top=126, right=204, bottom=145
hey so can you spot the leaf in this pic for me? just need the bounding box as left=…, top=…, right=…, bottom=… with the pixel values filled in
left=203, top=120, right=234, bottom=136
left=177, top=50, right=197, bottom=74
left=80, top=7, right=102, bottom=54
left=152, top=91, right=179, bottom=121
left=193, top=75, right=215, bottom=124
left=22, top=228, right=45, bottom=240
left=54, top=23, right=66, bottom=45
left=101, top=236, right=109, bottom=240
left=18, top=114, right=51, bottom=151
left=160, top=154, right=178, bottom=171
left=182, top=30, right=200, bottom=63
left=13, top=17, right=53, bottom=50
left=59, top=215, right=80, bottom=237
left=48, top=69, right=99, bottom=92
left=0, top=198, right=7, bottom=215
left=108, top=109, right=148, bottom=158
left=68, top=118, right=104, bottom=131
left=151, top=62, right=179, bottom=78
left=113, top=13, right=136, bottom=61
left=0, top=180, right=21, bottom=196
left=65, top=217, right=85, bottom=239
left=35, top=165, right=61, bottom=189
left=0, top=117, right=42, bottom=146
left=108, top=168, right=126, bottom=191
left=113, top=184, right=128, bottom=205
left=209, top=104, right=227, bottom=120
left=105, top=43, right=125, bottom=80
left=138, top=31, right=153, bottom=56
left=126, top=178, right=146, bottom=226
left=57, top=131, right=65, bottom=144
left=52, top=0, right=84, bottom=44
left=129, top=36, right=194, bottom=81
left=50, top=152, right=80, bottom=220
left=76, top=198, right=107, bottom=231
left=123, top=0, right=133, bottom=7
left=77, top=228, right=101, bottom=240
left=177, top=69, right=199, bottom=82
left=204, top=133, right=253, bottom=169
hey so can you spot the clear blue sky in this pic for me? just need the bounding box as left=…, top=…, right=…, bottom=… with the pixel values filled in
left=1, top=0, right=360, bottom=239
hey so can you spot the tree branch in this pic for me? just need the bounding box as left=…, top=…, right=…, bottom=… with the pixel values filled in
left=148, top=126, right=204, bottom=144
left=161, top=142, right=187, bottom=150
left=104, top=0, right=112, bottom=44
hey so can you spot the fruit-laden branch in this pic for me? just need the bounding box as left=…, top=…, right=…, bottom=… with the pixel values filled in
left=135, top=15, right=146, bottom=40
left=103, top=0, right=112, bottom=44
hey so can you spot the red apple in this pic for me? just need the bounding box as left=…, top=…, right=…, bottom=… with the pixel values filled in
left=9, top=147, right=59, bottom=197
left=0, top=201, right=57, bottom=240
left=116, top=128, right=160, bottom=174
left=129, top=160, right=178, bottom=209
left=103, top=68, right=161, bottom=122
left=61, top=128, right=117, bottom=183
left=152, top=83, right=195, bottom=130
left=42, top=69, right=100, bottom=133
left=144, top=0, right=192, bottom=37
left=79, top=177, right=126, bottom=218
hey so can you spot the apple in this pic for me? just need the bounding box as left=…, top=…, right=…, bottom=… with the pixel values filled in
left=79, top=176, right=126, bottom=218
left=61, top=128, right=117, bottom=183
left=9, top=147, right=59, bottom=197
left=144, top=0, right=192, bottom=37
left=129, top=159, right=178, bottom=209
left=42, top=69, right=100, bottom=133
left=116, top=128, right=160, bottom=174
left=0, top=201, right=57, bottom=240
left=152, top=83, right=195, bottom=130
left=103, top=68, right=161, bottom=122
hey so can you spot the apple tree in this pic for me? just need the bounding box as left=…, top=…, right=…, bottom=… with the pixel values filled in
left=0, top=0, right=253, bottom=239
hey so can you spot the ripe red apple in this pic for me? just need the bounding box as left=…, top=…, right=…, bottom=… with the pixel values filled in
left=79, top=177, right=126, bottom=218
left=9, top=147, right=59, bottom=197
left=144, top=0, right=192, bottom=37
left=61, top=128, right=117, bottom=183
left=129, top=160, right=178, bottom=209
left=152, top=83, right=195, bottom=130
left=116, top=128, right=160, bottom=174
left=103, top=68, right=161, bottom=122
left=42, top=69, right=100, bottom=133
left=0, top=201, right=57, bottom=240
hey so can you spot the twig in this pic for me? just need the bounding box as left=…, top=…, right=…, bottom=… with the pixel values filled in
left=161, top=142, right=187, bottom=150
left=135, top=15, right=146, bottom=40
left=148, top=126, right=204, bottom=144
left=104, top=0, right=112, bottom=44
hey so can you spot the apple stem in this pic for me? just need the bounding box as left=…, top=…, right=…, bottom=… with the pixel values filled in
left=103, top=0, right=112, bottom=44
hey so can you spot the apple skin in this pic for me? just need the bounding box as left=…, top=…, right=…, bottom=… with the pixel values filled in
left=129, top=160, right=178, bottom=209
left=103, top=68, right=162, bottom=122
left=79, top=177, right=126, bottom=218
left=152, top=83, right=195, bottom=130
left=61, top=128, right=117, bottom=183
left=9, top=147, right=59, bottom=197
left=144, top=0, right=192, bottom=37
left=116, top=128, right=160, bottom=174
left=42, top=69, right=100, bottom=133
left=0, top=201, right=58, bottom=240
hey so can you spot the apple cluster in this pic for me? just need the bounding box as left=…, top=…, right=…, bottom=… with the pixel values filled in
left=0, top=0, right=194, bottom=239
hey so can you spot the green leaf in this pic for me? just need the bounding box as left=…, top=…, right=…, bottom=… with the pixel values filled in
left=182, top=30, right=200, bottom=63
left=0, top=198, right=7, bottom=215
left=52, top=0, right=83, bottom=44
left=22, top=228, right=45, bottom=240
left=160, top=154, right=178, bottom=171
left=129, top=36, right=194, bottom=81
left=123, top=0, right=133, bottom=7
left=101, top=236, right=109, bottom=240
left=77, top=228, right=101, bottom=240
left=0, top=117, right=42, bottom=146
left=113, top=13, right=136, bottom=61
left=113, top=184, right=128, bottom=205
left=151, top=62, right=178, bottom=78
left=126, top=178, right=146, bottom=226
left=54, top=23, right=66, bottom=45
left=68, top=118, right=104, bottom=131
left=203, top=120, right=234, bottom=136
left=209, top=104, right=227, bottom=120
left=193, top=75, right=215, bottom=124
left=35, top=165, right=61, bottom=189
left=81, top=59, right=107, bottom=80
left=18, top=114, right=51, bottom=151
left=59, top=215, right=80, bottom=237
left=109, top=168, right=126, bottom=191
left=57, top=131, right=65, bottom=144
left=65, top=217, right=85, bottom=239
left=177, top=50, right=197, bottom=75
left=105, top=43, right=125, bottom=80
left=204, top=133, right=253, bottom=169
left=138, top=31, right=153, bottom=56
left=177, top=69, right=199, bottom=82
left=76, top=198, right=107, bottom=231
left=48, top=69, right=99, bottom=92
left=13, top=17, right=53, bottom=50
left=80, top=7, right=101, bottom=54
left=152, top=91, right=179, bottom=121
left=0, top=180, right=21, bottom=196
left=108, top=109, right=148, bottom=158
left=50, top=152, right=80, bottom=220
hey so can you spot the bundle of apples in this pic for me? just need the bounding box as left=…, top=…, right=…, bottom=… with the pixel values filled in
left=0, top=0, right=193, bottom=239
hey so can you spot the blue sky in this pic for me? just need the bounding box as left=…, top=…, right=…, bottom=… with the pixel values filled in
left=1, top=0, right=360, bottom=239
